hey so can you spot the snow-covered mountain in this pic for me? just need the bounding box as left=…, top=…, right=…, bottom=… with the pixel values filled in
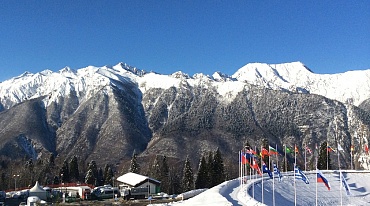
left=1, top=62, right=369, bottom=110
left=0, top=61, right=370, bottom=177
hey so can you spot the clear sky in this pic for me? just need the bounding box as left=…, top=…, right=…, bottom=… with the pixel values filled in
left=0, top=1, right=369, bottom=82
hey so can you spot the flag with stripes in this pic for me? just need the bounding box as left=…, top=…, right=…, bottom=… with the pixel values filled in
left=294, top=165, right=309, bottom=184
left=340, top=171, right=351, bottom=196
left=273, top=163, right=282, bottom=181
left=317, top=169, right=331, bottom=190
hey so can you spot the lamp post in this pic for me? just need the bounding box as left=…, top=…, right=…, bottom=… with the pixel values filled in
left=13, top=174, right=20, bottom=191
left=112, top=177, right=115, bottom=201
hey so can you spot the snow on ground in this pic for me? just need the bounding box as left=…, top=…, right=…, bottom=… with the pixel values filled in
left=150, top=170, right=370, bottom=206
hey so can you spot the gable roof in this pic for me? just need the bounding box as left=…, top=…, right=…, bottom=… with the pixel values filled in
left=116, top=172, right=160, bottom=187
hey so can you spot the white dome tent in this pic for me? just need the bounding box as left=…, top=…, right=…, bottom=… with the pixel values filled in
left=29, top=181, right=47, bottom=200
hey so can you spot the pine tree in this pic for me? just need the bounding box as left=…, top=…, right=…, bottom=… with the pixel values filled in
left=86, top=160, right=98, bottom=186
left=97, top=168, right=104, bottom=186
left=206, top=151, right=213, bottom=188
left=160, top=156, right=170, bottom=193
left=182, top=156, right=194, bottom=192
left=318, top=142, right=331, bottom=170
left=150, top=155, right=161, bottom=180
left=129, top=152, right=140, bottom=174
left=211, top=148, right=225, bottom=187
left=103, top=165, right=113, bottom=186
left=85, top=169, right=95, bottom=185
left=60, top=159, right=70, bottom=183
left=195, top=156, right=208, bottom=189
left=69, top=156, right=79, bottom=182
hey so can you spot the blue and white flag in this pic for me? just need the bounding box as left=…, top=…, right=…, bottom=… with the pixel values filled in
left=262, top=162, right=273, bottom=179
left=340, top=171, right=351, bottom=196
left=295, top=165, right=309, bottom=184
left=273, top=163, right=282, bottom=181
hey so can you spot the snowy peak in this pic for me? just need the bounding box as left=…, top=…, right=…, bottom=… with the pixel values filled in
left=112, top=62, right=147, bottom=76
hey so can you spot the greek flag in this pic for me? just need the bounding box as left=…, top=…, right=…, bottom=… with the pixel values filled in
left=273, top=163, right=282, bottom=181
left=295, top=165, right=309, bottom=184
left=340, top=171, right=351, bottom=196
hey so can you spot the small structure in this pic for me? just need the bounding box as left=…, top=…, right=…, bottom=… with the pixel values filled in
left=116, top=172, right=160, bottom=198
left=28, top=182, right=47, bottom=200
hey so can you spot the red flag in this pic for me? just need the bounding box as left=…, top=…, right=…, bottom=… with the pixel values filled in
left=350, top=145, right=354, bottom=152
left=365, top=145, right=369, bottom=155
left=251, top=159, right=263, bottom=176
left=327, top=146, right=335, bottom=152
left=261, top=148, right=270, bottom=157
left=240, top=153, right=249, bottom=165
left=295, top=145, right=299, bottom=153
left=306, top=146, right=312, bottom=154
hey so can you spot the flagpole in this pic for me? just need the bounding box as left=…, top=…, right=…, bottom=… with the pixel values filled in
left=294, top=144, right=297, bottom=206
left=338, top=144, right=342, bottom=206
left=326, top=142, right=329, bottom=170
left=272, top=161, right=275, bottom=206
left=284, top=144, right=287, bottom=172
left=315, top=144, right=318, bottom=206
left=304, top=143, right=307, bottom=171
left=261, top=146, right=264, bottom=205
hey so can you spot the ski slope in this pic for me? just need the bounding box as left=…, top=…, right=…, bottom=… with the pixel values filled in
left=151, top=171, right=370, bottom=206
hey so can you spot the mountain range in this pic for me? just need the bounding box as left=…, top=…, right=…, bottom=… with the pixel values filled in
left=1, top=61, right=370, bottom=174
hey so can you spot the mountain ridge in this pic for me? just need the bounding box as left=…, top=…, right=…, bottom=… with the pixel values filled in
left=0, top=61, right=370, bottom=182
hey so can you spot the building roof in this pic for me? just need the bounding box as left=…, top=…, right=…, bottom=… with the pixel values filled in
left=116, top=172, right=160, bottom=187
left=29, top=181, right=45, bottom=193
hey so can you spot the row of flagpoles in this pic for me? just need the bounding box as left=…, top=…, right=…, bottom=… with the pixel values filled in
left=239, top=143, right=353, bottom=206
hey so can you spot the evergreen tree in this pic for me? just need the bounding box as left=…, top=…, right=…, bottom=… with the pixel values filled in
left=211, top=148, right=225, bottom=187
left=150, top=155, right=161, bottom=180
left=85, top=169, right=95, bottom=185
left=60, top=159, right=70, bottom=183
left=129, top=152, right=140, bottom=174
left=182, top=156, right=194, bottom=192
left=206, top=151, right=213, bottom=188
left=69, top=156, right=79, bottom=182
left=318, top=142, right=331, bottom=170
left=97, top=167, right=104, bottom=186
left=169, top=166, right=181, bottom=194
left=195, top=156, right=208, bottom=189
left=86, top=160, right=98, bottom=186
left=160, top=156, right=170, bottom=193
left=103, top=164, right=113, bottom=186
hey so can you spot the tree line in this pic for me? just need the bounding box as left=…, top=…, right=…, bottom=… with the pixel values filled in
left=0, top=148, right=226, bottom=194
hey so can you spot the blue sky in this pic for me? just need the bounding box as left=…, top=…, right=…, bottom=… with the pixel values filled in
left=0, top=1, right=369, bottom=82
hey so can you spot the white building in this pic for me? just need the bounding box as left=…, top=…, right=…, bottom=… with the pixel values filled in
left=116, top=172, right=161, bottom=195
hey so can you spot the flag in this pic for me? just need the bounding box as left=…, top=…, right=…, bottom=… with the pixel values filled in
left=350, top=145, right=354, bottom=151
left=269, top=146, right=278, bottom=155
left=338, top=144, right=344, bottom=151
left=273, top=163, right=282, bottom=181
left=251, top=159, right=262, bottom=176
left=295, top=145, right=299, bottom=153
left=365, top=145, right=369, bottom=155
left=306, top=146, right=312, bottom=154
left=240, top=153, right=249, bottom=165
left=294, top=165, right=309, bottom=184
left=340, top=171, right=351, bottom=196
left=285, top=146, right=292, bottom=153
left=262, top=162, right=273, bottom=179
left=317, top=169, right=331, bottom=190
left=261, top=148, right=270, bottom=157
left=327, top=146, right=335, bottom=152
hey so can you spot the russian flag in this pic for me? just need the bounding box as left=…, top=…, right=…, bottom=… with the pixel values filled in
left=240, top=152, right=249, bottom=165
left=317, top=169, right=331, bottom=190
